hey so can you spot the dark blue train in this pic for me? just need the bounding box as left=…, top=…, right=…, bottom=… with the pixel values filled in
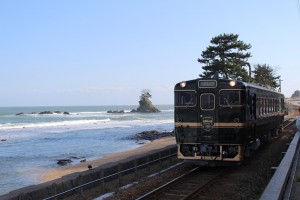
left=174, top=77, right=285, bottom=165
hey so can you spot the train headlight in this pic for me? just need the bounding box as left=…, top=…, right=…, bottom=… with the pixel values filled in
left=180, top=81, right=187, bottom=88
left=229, top=80, right=236, bottom=87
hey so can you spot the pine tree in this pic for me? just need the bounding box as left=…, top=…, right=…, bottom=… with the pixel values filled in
left=198, top=33, right=252, bottom=81
left=252, top=64, right=280, bottom=89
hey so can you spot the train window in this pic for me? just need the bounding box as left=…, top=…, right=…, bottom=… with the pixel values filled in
left=249, top=93, right=255, bottom=120
left=219, top=90, right=243, bottom=106
left=262, top=99, right=265, bottom=114
left=281, top=98, right=285, bottom=111
left=276, top=99, right=279, bottom=111
left=257, top=98, right=261, bottom=116
left=269, top=99, right=272, bottom=113
left=253, top=94, right=257, bottom=119
left=200, top=93, right=215, bottom=110
left=174, top=91, right=197, bottom=107
left=270, top=99, right=274, bottom=112
left=249, top=93, right=253, bottom=117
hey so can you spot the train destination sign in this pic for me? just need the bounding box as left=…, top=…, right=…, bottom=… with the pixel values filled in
left=198, top=80, right=217, bottom=88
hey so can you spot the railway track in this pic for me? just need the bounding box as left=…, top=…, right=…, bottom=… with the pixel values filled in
left=136, top=166, right=226, bottom=200
left=283, top=117, right=296, bottom=129
left=135, top=118, right=296, bottom=200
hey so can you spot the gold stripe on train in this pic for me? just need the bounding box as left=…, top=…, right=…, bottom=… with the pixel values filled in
left=175, top=122, right=246, bottom=128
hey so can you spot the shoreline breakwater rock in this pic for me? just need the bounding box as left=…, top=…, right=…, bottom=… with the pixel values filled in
left=107, top=110, right=125, bottom=114
left=128, top=130, right=175, bottom=142
left=15, top=111, right=70, bottom=115
left=57, top=159, right=72, bottom=166
left=107, top=109, right=138, bottom=113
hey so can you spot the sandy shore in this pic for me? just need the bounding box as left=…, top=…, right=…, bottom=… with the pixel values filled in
left=43, top=137, right=176, bottom=182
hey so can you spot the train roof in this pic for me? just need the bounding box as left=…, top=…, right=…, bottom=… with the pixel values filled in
left=239, top=81, right=283, bottom=95
left=176, top=77, right=284, bottom=96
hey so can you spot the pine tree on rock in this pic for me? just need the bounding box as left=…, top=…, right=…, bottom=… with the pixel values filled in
left=137, top=89, right=160, bottom=113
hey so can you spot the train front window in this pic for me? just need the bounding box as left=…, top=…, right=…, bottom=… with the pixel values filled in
left=219, top=90, right=243, bottom=106
left=200, top=93, right=215, bottom=110
left=175, top=91, right=197, bottom=107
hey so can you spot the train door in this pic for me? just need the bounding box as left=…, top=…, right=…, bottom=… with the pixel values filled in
left=199, top=92, right=217, bottom=142
left=248, top=90, right=256, bottom=141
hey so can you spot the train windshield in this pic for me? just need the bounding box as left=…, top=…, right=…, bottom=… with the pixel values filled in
left=219, top=90, right=243, bottom=106
left=175, top=91, right=197, bottom=107
left=200, top=93, right=215, bottom=110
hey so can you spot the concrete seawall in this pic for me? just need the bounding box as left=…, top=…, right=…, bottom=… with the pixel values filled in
left=0, top=139, right=176, bottom=200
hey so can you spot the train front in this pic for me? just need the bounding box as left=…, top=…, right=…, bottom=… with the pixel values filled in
left=174, top=78, right=245, bottom=164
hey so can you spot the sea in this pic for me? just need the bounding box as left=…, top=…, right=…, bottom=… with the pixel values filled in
left=0, top=105, right=174, bottom=195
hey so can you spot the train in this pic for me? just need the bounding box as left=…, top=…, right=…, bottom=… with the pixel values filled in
left=174, top=76, right=286, bottom=165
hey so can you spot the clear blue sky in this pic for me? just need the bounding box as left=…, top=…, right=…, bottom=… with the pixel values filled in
left=0, top=1, right=299, bottom=106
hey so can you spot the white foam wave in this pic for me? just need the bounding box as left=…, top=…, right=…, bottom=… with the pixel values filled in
left=0, top=113, right=173, bottom=142
left=0, top=118, right=111, bottom=130
left=161, top=109, right=174, bottom=112
left=77, top=111, right=106, bottom=114
left=0, top=117, right=173, bottom=132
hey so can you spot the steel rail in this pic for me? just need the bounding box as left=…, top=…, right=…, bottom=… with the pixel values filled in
left=135, top=167, right=225, bottom=200
left=135, top=166, right=200, bottom=200
left=136, top=119, right=296, bottom=200
left=283, top=118, right=297, bottom=129
left=180, top=169, right=225, bottom=200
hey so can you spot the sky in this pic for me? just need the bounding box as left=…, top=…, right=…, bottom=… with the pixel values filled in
left=0, top=1, right=300, bottom=106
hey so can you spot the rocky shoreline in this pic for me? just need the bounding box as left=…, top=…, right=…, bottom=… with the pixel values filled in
left=15, top=111, right=70, bottom=115
left=53, top=130, right=175, bottom=166
left=128, top=130, right=175, bottom=142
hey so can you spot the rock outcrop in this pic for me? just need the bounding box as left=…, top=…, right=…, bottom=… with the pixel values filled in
left=15, top=111, right=70, bottom=115
left=128, top=130, right=175, bottom=141
left=57, top=159, right=72, bottom=166
left=107, top=110, right=125, bottom=114
left=39, top=111, right=53, bottom=115
left=136, top=97, right=160, bottom=113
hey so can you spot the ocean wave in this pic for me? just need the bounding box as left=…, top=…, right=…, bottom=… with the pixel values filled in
left=0, top=119, right=173, bottom=142
left=160, top=109, right=174, bottom=112
left=77, top=111, right=106, bottom=114
left=0, top=118, right=111, bottom=130
left=0, top=117, right=173, bottom=132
